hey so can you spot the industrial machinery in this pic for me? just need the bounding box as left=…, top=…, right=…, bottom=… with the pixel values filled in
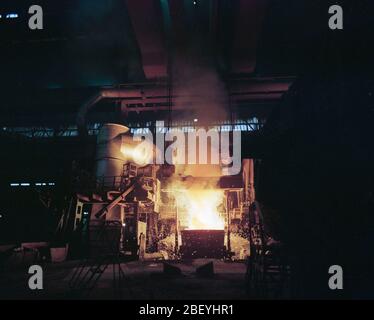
left=70, top=123, right=255, bottom=261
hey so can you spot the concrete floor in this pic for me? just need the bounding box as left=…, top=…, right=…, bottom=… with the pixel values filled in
left=0, top=259, right=249, bottom=300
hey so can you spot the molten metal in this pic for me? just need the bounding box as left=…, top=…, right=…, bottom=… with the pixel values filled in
left=174, top=189, right=225, bottom=230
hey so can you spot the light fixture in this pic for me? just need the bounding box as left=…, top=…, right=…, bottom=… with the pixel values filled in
left=6, top=13, right=18, bottom=19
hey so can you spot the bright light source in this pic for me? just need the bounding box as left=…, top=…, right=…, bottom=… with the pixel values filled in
left=121, top=136, right=154, bottom=167
left=11, top=182, right=56, bottom=187
left=194, top=118, right=198, bottom=122
left=83, top=212, right=89, bottom=215
left=122, top=223, right=126, bottom=227
left=6, top=13, right=18, bottom=19
left=172, top=188, right=225, bottom=230
left=35, top=182, right=55, bottom=186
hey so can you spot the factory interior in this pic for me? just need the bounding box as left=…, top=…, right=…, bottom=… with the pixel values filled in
left=0, top=0, right=374, bottom=300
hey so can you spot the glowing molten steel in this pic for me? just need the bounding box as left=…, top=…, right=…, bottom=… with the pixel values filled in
left=177, top=189, right=225, bottom=230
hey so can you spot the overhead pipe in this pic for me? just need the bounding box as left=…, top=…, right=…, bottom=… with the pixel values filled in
left=77, top=87, right=168, bottom=136
left=76, top=78, right=294, bottom=135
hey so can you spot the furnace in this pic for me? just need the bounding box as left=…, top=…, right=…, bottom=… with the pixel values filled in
left=72, top=124, right=254, bottom=260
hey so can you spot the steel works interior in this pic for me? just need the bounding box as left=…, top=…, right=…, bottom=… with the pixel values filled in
left=0, top=0, right=373, bottom=300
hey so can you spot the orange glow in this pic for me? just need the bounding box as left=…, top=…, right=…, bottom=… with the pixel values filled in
left=175, top=189, right=225, bottom=230
left=121, top=141, right=154, bottom=166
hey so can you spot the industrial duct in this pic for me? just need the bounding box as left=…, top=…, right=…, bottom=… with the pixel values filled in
left=76, top=79, right=293, bottom=135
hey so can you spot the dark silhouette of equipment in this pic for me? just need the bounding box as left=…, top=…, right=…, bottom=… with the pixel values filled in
left=68, top=220, right=125, bottom=298
left=246, top=202, right=290, bottom=298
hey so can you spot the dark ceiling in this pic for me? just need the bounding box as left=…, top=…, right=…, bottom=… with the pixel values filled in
left=0, top=0, right=372, bottom=126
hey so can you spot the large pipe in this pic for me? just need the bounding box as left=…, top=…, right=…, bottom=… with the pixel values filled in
left=76, top=86, right=175, bottom=135
left=77, top=89, right=144, bottom=135
left=76, top=78, right=294, bottom=135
